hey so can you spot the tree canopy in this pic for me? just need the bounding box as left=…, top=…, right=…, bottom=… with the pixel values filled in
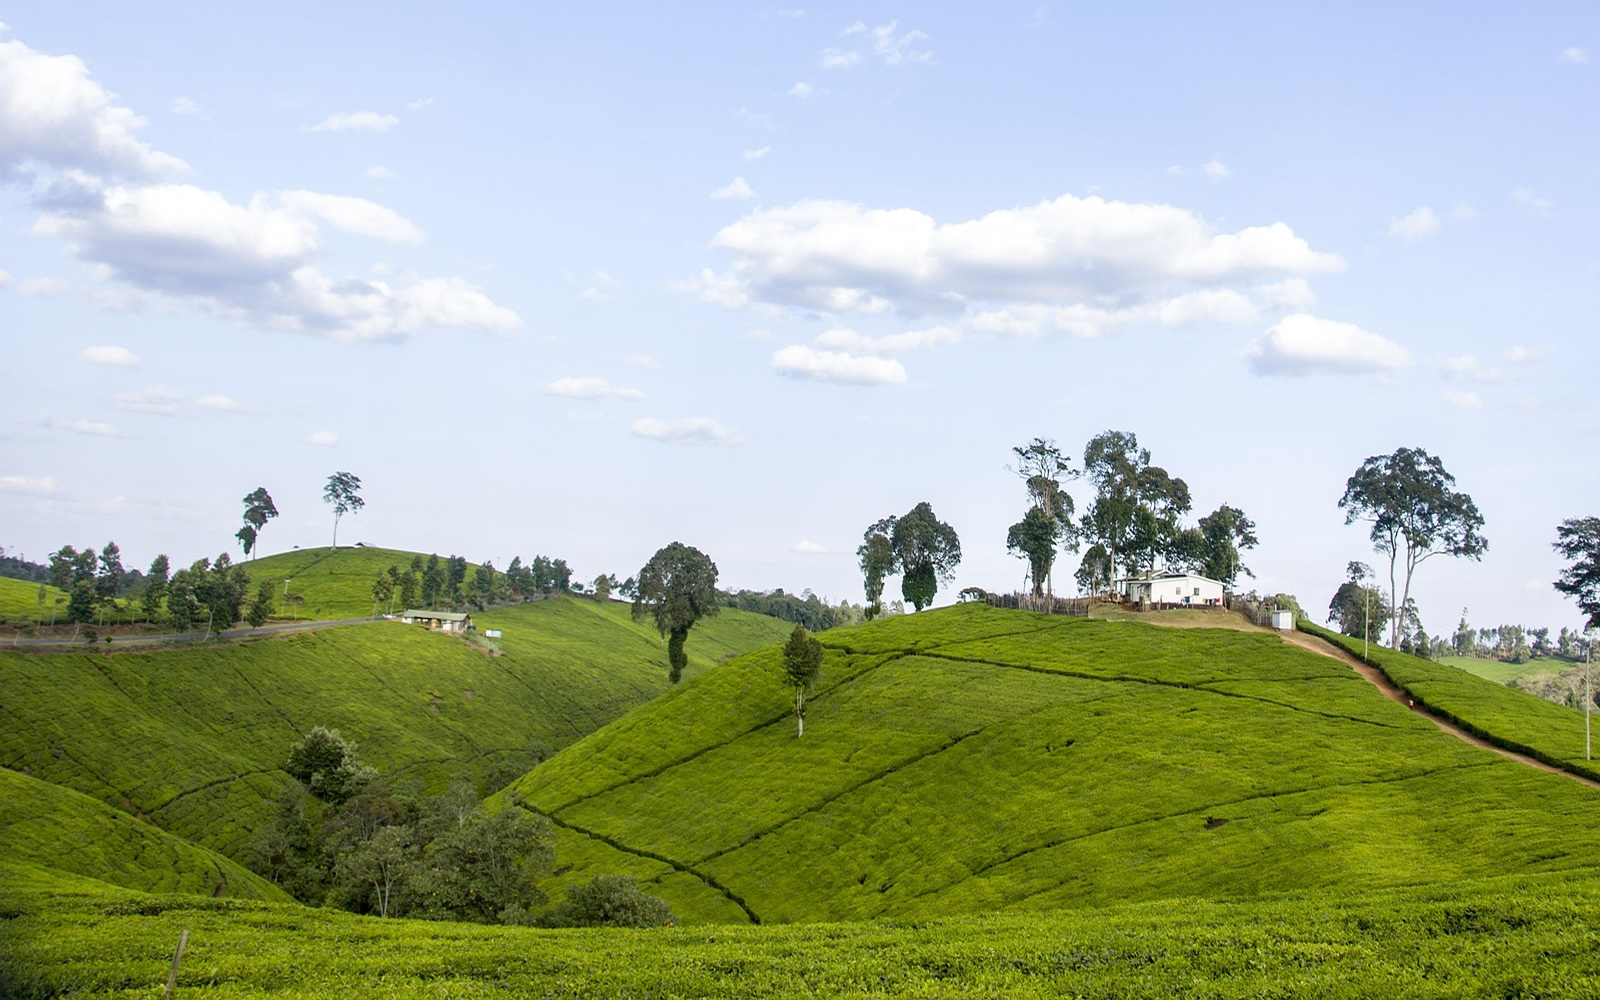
left=241, top=487, right=279, bottom=559
left=632, top=542, right=720, bottom=683
left=857, top=518, right=897, bottom=620
left=1007, top=438, right=1076, bottom=596
left=323, top=472, right=365, bottom=548
left=781, top=625, right=824, bottom=738
left=1553, top=516, right=1600, bottom=631
left=1338, top=447, right=1486, bottom=647
left=891, top=502, right=962, bottom=612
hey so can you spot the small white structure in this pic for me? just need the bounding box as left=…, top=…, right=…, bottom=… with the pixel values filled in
left=399, top=609, right=472, bottom=633
left=1269, top=609, right=1295, bottom=630
left=1117, top=572, right=1227, bottom=608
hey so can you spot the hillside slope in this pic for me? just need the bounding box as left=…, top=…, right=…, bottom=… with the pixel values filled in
left=0, top=767, right=287, bottom=902
left=504, top=603, right=1600, bottom=925
left=0, top=597, right=791, bottom=860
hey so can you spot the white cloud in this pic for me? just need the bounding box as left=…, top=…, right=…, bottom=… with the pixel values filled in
left=814, top=325, right=959, bottom=353
left=0, top=269, right=11, bottom=285
left=1504, top=345, right=1542, bottom=364
left=308, top=430, right=339, bottom=446
left=194, top=393, right=240, bottom=412
left=743, top=146, right=771, bottom=161
left=1444, top=390, right=1484, bottom=411
left=970, top=288, right=1263, bottom=338
left=1513, top=187, right=1553, bottom=215
left=867, top=20, right=932, bottom=65
left=1246, top=313, right=1411, bottom=376
left=822, top=48, right=861, bottom=68
left=792, top=539, right=826, bottom=553
left=115, top=386, right=182, bottom=415
left=31, top=182, right=518, bottom=340
left=1389, top=206, right=1439, bottom=241
left=0, top=474, right=57, bottom=495
left=1254, top=277, right=1317, bottom=309
left=59, top=418, right=125, bottom=437
left=0, top=34, right=190, bottom=178
left=406, top=97, right=434, bottom=111
left=1202, top=160, right=1231, bottom=180
left=307, top=111, right=398, bottom=133
left=620, top=353, right=662, bottom=369
left=629, top=416, right=744, bottom=445
left=80, top=344, right=139, bottom=366
left=772, top=344, right=908, bottom=384
left=1453, top=202, right=1476, bottom=220
left=18, top=276, right=68, bottom=296
left=170, top=96, right=202, bottom=117
left=711, top=176, right=756, bottom=201
left=544, top=376, right=645, bottom=400
left=279, top=190, right=425, bottom=244
left=1166, top=165, right=1185, bottom=176
left=1440, top=354, right=1508, bottom=382
left=788, top=81, right=816, bottom=98
left=777, top=8, right=807, bottom=17
left=1561, top=47, right=1588, bottom=64
left=673, top=268, right=750, bottom=309
left=365, top=165, right=398, bottom=181
left=701, top=194, right=1344, bottom=319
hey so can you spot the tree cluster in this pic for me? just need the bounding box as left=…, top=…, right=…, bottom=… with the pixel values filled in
left=632, top=542, right=719, bottom=683
left=720, top=588, right=864, bottom=632
left=858, top=502, right=962, bottom=615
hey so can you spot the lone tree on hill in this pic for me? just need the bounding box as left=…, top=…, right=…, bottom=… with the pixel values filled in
left=632, top=542, right=719, bottom=683
left=1553, top=517, right=1600, bottom=630
left=857, top=517, right=897, bottom=620
left=1194, top=504, right=1259, bottom=587
left=892, top=502, right=962, bottom=612
left=240, top=487, right=279, bottom=559
left=323, top=472, right=364, bottom=548
left=1338, top=447, right=1487, bottom=648
left=1006, top=437, right=1076, bottom=597
left=782, top=625, right=824, bottom=737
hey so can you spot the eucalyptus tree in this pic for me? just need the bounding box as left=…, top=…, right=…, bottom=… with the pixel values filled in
left=891, top=502, right=962, bottom=612
left=241, top=487, right=279, bottom=559
left=781, top=625, right=824, bottom=737
left=322, top=472, right=364, bottom=549
left=1196, top=504, right=1259, bottom=586
left=632, top=542, right=720, bottom=683
left=857, top=517, right=897, bottom=620
left=1553, top=516, right=1600, bottom=630
left=1006, top=438, right=1076, bottom=597
left=1338, top=447, right=1487, bottom=648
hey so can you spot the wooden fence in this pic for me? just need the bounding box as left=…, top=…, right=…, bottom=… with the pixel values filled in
left=983, top=592, right=1091, bottom=616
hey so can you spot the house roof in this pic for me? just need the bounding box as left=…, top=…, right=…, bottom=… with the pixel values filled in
left=401, top=610, right=470, bottom=622
left=1115, top=572, right=1226, bottom=587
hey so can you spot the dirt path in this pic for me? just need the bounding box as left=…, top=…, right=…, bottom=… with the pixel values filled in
left=1281, top=629, right=1600, bottom=791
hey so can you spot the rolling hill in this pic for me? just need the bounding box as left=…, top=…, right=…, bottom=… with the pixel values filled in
left=501, top=603, right=1600, bottom=925
left=0, top=596, right=793, bottom=860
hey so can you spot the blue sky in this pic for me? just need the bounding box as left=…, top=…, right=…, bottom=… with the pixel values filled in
left=3, top=2, right=1598, bottom=638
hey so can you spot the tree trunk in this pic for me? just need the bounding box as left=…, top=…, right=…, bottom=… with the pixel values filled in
left=795, top=686, right=805, bottom=737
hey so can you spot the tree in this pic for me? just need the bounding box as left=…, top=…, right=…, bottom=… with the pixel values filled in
left=1075, top=543, right=1114, bottom=596
left=781, top=625, right=824, bottom=737
left=591, top=574, right=612, bottom=602
left=1554, top=517, right=1600, bottom=631
left=408, top=806, right=552, bottom=924
left=1007, top=507, right=1062, bottom=597
left=537, top=875, right=676, bottom=928
left=246, top=579, right=276, bottom=627
left=335, top=824, right=414, bottom=919
left=1327, top=561, right=1390, bottom=646
left=66, top=579, right=98, bottom=625
left=96, top=541, right=124, bottom=625
left=468, top=560, right=495, bottom=611
left=421, top=554, right=444, bottom=607
left=286, top=727, right=375, bottom=804
left=1195, top=505, right=1259, bottom=587
left=446, top=555, right=469, bottom=604
left=241, top=487, right=279, bottom=559
left=891, top=502, right=961, bottom=612
left=857, top=518, right=897, bottom=620
left=235, top=524, right=257, bottom=559
left=323, top=472, right=364, bottom=548
left=632, top=542, right=720, bottom=684
left=1339, top=447, right=1487, bottom=648
left=1006, top=438, right=1077, bottom=596
left=1080, top=431, right=1145, bottom=587
left=193, top=553, right=250, bottom=636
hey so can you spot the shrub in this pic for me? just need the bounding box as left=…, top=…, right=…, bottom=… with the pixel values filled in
left=537, top=875, right=676, bottom=928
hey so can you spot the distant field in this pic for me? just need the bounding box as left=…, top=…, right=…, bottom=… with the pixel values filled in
left=0, top=597, right=792, bottom=860
left=3, top=854, right=1597, bottom=998
left=246, top=545, right=440, bottom=620
left=503, top=604, right=1600, bottom=925
left=0, top=575, right=65, bottom=626
left=1437, top=653, right=1573, bottom=684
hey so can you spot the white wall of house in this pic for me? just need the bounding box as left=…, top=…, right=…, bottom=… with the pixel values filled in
left=1120, top=574, right=1226, bottom=606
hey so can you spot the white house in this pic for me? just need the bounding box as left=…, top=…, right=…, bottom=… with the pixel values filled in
left=399, top=609, right=472, bottom=633
left=1116, top=572, right=1227, bottom=608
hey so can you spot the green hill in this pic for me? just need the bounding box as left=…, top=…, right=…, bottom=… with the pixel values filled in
left=0, top=597, right=792, bottom=861
left=503, top=603, right=1600, bottom=925
left=0, top=767, right=287, bottom=902
left=245, top=545, right=435, bottom=620
left=0, top=575, right=65, bottom=627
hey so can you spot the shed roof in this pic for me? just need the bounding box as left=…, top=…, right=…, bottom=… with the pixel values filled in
left=402, top=609, right=470, bottom=622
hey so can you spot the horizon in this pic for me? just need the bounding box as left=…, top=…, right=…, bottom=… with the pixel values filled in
left=4, top=4, right=1599, bottom=639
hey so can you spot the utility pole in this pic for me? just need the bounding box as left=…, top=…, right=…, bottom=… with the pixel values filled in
left=1586, top=632, right=1592, bottom=762
left=1363, top=587, right=1370, bottom=663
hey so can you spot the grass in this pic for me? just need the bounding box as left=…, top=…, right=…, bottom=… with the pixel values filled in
left=1437, top=653, right=1574, bottom=684
left=0, top=597, right=792, bottom=862
left=244, top=545, right=435, bottom=621
left=1301, top=621, right=1600, bottom=781
left=3, top=858, right=1599, bottom=998
left=0, top=768, right=288, bottom=903
left=0, top=576, right=66, bottom=628
left=502, top=603, right=1600, bottom=925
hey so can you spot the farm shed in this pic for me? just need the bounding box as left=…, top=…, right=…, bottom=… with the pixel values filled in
left=1117, top=572, right=1226, bottom=608
left=399, top=610, right=472, bottom=633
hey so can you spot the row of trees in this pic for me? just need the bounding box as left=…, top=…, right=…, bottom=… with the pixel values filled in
left=371, top=553, right=576, bottom=615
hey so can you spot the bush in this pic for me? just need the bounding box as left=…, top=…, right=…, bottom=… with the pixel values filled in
left=285, top=727, right=375, bottom=804
left=537, top=875, right=676, bottom=928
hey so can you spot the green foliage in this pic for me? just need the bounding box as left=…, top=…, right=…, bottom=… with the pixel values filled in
left=537, top=874, right=677, bottom=928
left=781, top=625, right=823, bottom=737
left=285, top=727, right=374, bottom=804
left=632, top=542, right=720, bottom=684
left=408, top=806, right=553, bottom=923
left=322, top=471, right=364, bottom=548
left=857, top=519, right=896, bottom=619
left=1195, top=503, right=1258, bottom=585
left=246, top=578, right=275, bottom=627
left=66, top=578, right=98, bottom=624
left=1007, top=438, right=1077, bottom=596
left=1006, top=506, right=1062, bottom=597
left=1553, top=515, right=1600, bottom=630
left=721, top=588, right=862, bottom=631
left=241, top=486, right=279, bottom=558
left=886, top=502, right=961, bottom=611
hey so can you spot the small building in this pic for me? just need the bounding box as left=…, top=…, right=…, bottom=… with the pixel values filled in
left=1116, top=572, right=1227, bottom=608
left=1269, top=608, right=1295, bottom=631
left=399, top=609, right=472, bottom=633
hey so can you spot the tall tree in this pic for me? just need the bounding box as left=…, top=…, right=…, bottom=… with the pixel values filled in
left=1080, top=431, right=1147, bottom=587
left=1006, top=438, right=1076, bottom=597
left=781, top=625, right=824, bottom=737
left=1075, top=543, right=1114, bottom=596
left=631, top=542, right=720, bottom=683
left=322, top=472, right=364, bottom=548
left=421, top=554, right=444, bottom=607
left=1195, top=504, right=1259, bottom=586
left=95, top=541, right=124, bottom=625
left=891, top=502, right=962, bottom=612
left=236, top=524, right=257, bottom=559
left=468, top=560, right=496, bottom=611
left=241, top=487, right=279, bottom=559
left=1553, top=516, right=1600, bottom=630
left=857, top=517, right=897, bottom=620
left=1327, top=561, right=1390, bottom=645
left=1339, top=447, right=1487, bottom=647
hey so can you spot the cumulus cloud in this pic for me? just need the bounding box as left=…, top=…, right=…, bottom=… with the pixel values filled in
left=630, top=416, right=744, bottom=445
left=194, top=393, right=240, bottom=412
left=743, top=146, right=771, bottom=161
left=170, top=96, right=202, bottom=117
left=279, top=190, right=425, bottom=244
left=772, top=344, right=908, bottom=384
left=308, top=430, right=339, bottom=446
left=711, top=176, right=756, bottom=200
left=792, top=539, right=826, bottom=553
left=814, top=325, right=959, bottom=353
left=1504, top=345, right=1542, bottom=364
left=115, top=386, right=182, bottom=415
left=698, top=194, right=1344, bottom=320
left=0, top=474, right=58, bottom=494
left=843, top=20, right=932, bottom=65
left=1246, top=313, right=1410, bottom=376
left=18, top=276, right=68, bottom=296
left=1453, top=202, right=1476, bottom=220
left=1389, top=206, right=1439, bottom=241
left=365, top=165, right=398, bottom=181
left=620, top=353, right=662, bottom=369
left=406, top=97, right=434, bottom=112
left=1202, top=160, right=1231, bottom=180
left=822, top=48, right=861, bottom=68
left=788, top=81, right=817, bottom=98
left=0, top=34, right=189, bottom=178
left=80, top=344, right=139, bottom=366
left=1561, top=47, right=1588, bottom=64
left=1444, top=390, right=1484, bottom=410
left=307, top=111, right=398, bottom=133
left=1440, top=354, right=1509, bottom=382
left=1513, top=187, right=1553, bottom=215
left=544, top=376, right=645, bottom=400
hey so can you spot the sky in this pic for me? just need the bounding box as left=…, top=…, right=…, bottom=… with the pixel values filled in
left=3, top=2, right=1599, bottom=639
